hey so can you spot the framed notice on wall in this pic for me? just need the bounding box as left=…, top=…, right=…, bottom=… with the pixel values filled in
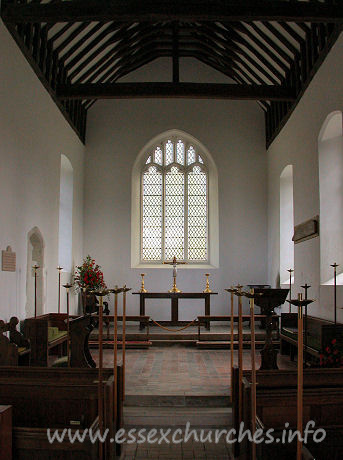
left=2, top=246, right=16, bottom=272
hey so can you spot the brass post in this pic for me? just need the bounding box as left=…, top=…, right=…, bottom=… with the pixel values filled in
left=57, top=266, right=63, bottom=313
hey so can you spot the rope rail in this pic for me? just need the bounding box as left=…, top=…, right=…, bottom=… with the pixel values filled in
left=150, top=318, right=198, bottom=332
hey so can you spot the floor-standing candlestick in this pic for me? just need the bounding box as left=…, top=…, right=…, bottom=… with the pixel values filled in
left=243, top=289, right=259, bottom=460
left=57, top=266, right=63, bottom=313
left=109, top=286, right=123, bottom=429
left=301, top=283, right=311, bottom=364
left=331, top=263, right=339, bottom=325
left=289, top=294, right=314, bottom=460
left=32, top=264, right=39, bottom=318
left=122, top=286, right=131, bottom=400
left=93, top=289, right=108, bottom=460
left=235, top=284, right=244, bottom=423
left=287, top=269, right=294, bottom=312
left=63, top=283, right=73, bottom=367
left=297, top=293, right=303, bottom=460
left=225, top=287, right=237, bottom=403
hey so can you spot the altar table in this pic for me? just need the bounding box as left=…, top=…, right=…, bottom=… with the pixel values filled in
left=132, top=292, right=218, bottom=330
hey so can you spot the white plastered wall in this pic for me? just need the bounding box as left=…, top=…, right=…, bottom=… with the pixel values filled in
left=267, top=31, right=343, bottom=321
left=0, top=20, right=85, bottom=320
left=84, top=58, right=268, bottom=319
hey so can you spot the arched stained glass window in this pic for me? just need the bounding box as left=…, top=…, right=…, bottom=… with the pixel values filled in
left=141, top=138, right=208, bottom=263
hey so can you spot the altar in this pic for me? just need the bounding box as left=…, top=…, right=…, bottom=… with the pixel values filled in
left=132, top=292, right=218, bottom=330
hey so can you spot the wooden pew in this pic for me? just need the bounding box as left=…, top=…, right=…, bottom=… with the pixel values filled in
left=0, top=318, right=30, bottom=365
left=0, top=405, right=12, bottom=460
left=280, top=313, right=343, bottom=362
left=0, top=366, right=123, bottom=460
left=232, top=366, right=343, bottom=459
left=24, top=313, right=69, bottom=366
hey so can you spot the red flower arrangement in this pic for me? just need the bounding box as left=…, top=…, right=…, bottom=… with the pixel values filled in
left=74, top=255, right=106, bottom=292
left=319, top=338, right=343, bottom=368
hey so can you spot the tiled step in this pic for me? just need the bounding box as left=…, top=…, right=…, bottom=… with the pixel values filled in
left=124, top=406, right=232, bottom=428
left=125, top=394, right=231, bottom=407
left=196, top=340, right=280, bottom=349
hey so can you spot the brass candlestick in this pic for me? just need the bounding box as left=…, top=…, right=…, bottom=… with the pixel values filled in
left=32, top=264, right=40, bottom=318
left=57, top=266, right=63, bottom=313
left=140, top=273, right=147, bottom=293
left=203, top=273, right=212, bottom=293
left=163, top=256, right=186, bottom=293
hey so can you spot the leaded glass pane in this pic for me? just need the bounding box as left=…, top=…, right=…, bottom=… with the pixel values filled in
left=164, top=166, right=184, bottom=260
left=142, top=166, right=162, bottom=260
left=176, top=140, right=185, bottom=165
left=187, top=146, right=196, bottom=165
left=187, top=166, right=207, bottom=260
left=146, top=156, right=152, bottom=164
left=165, top=140, right=174, bottom=165
left=198, top=155, right=204, bottom=164
left=154, top=147, right=163, bottom=165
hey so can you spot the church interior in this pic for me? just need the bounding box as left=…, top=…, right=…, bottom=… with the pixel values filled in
left=1, top=1, right=343, bottom=459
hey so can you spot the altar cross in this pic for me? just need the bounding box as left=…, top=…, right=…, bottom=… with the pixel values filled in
left=163, top=256, right=186, bottom=293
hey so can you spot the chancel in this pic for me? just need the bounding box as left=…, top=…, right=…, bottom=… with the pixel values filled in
left=2, top=1, right=343, bottom=459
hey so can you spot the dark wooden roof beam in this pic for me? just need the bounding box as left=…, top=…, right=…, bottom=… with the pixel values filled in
left=56, top=82, right=296, bottom=101
left=3, top=1, right=343, bottom=24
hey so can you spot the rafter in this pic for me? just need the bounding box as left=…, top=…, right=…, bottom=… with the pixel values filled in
left=3, top=0, right=343, bottom=24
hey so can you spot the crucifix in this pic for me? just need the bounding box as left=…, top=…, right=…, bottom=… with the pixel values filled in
left=163, top=256, right=186, bottom=293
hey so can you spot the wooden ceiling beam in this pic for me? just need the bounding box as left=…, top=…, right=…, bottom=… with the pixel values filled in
left=56, top=82, right=295, bottom=101
left=3, top=1, right=343, bottom=24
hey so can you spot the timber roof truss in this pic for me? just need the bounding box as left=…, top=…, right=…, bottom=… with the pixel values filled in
left=1, top=0, right=342, bottom=146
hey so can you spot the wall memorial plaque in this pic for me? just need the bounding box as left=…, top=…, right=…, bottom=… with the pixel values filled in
left=2, top=246, right=16, bottom=272
left=292, top=216, right=319, bottom=244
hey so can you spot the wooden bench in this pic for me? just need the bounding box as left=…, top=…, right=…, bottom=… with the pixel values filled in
left=0, top=366, right=123, bottom=459
left=0, top=318, right=30, bottom=365
left=280, top=313, right=343, bottom=362
left=24, top=313, right=69, bottom=366
left=232, top=366, right=343, bottom=459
